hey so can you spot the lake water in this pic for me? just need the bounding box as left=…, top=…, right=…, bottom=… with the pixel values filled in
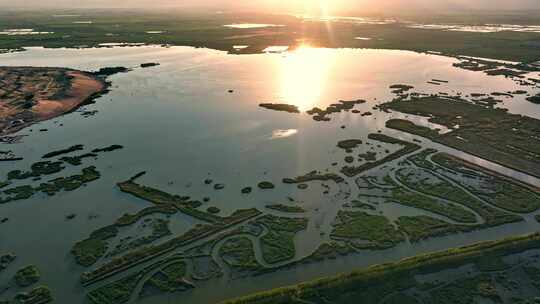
left=1, top=45, right=540, bottom=304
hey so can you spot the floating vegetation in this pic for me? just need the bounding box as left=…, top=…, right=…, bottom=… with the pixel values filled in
left=140, top=62, right=160, bottom=68
left=282, top=171, right=344, bottom=184
left=1, top=166, right=101, bottom=204
left=42, top=144, right=84, bottom=158
left=61, top=153, right=97, bottom=166
left=307, top=99, right=366, bottom=121
left=207, top=206, right=221, bottom=214
left=341, top=134, right=421, bottom=177
left=259, top=103, right=300, bottom=113
left=91, top=145, right=124, bottom=153
left=337, top=139, right=363, bottom=151
left=14, top=265, right=40, bottom=287
left=257, top=181, right=275, bottom=189
left=7, top=161, right=65, bottom=180
left=265, top=204, right=305, bottom=213
left=390, top=84, right=414, bottom=94
left=0, top=253, right=16, bottom=272
left=12, top=285, right=53, bottom=304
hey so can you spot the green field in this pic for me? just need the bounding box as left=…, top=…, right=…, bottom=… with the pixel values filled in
left=1, top=10, right=540, bottom=62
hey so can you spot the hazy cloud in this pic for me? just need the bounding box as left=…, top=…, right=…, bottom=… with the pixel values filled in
left=2, top=0, right=539, bottom=12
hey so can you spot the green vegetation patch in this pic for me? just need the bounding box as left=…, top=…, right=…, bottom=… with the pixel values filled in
left=301, top=242, right=355, bottom=264
left=14, top=265, right=40, bottom=287
left=381, top=95, right=540, bottom=179
left=431, top=153, right=540, bottom=213
left=143, top=261, right=193, bottom=294
left=393, top=165, right=521, bottom=227
left=219, top=237, right=263, bottom=273
left=337, top=139, right=363, bottom=151
left=87, top=273, right=141, bottom=304
left=60, top=153, right=98, bottom=166
left=108, top=219, right=172, bottom=257
left=92, top=145, right=124, bottom=153
left=13, top=285, right=53, bottom=304
left=72, top=225, right=118, bottom=267
left=386, top=119, right=440, bottom=139
left=390, top=186, right=477, bottom=223
left=81, top=207, right=261, bottom=285
left=331, top=211, right=404, bottom=249
left=7, top=161, right=65, bottom=180
left=396, top=216, right=474, bottom=242
left=256, top=215, right=308, bottom=264
left=259, top=103, right=299, bottom=113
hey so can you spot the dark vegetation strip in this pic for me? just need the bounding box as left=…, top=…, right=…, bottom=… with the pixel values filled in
left=220, top=233, right=540, bottom=304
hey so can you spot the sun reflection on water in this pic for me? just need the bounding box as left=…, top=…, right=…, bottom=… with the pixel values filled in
left=279, top=45, right=334, bottom=111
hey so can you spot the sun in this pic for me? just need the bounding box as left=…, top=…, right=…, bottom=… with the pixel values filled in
left=279, top=45, right=334, bottom=111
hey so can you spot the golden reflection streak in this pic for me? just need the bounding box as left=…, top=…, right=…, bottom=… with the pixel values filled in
left=279, top=45, right=334, bottom=111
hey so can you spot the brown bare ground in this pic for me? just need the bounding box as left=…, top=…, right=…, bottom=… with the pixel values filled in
left=0, top=67, right=106, bottom=135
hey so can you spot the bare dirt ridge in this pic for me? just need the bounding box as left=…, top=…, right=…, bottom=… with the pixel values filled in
left=0, top=66, right=108, bottom=135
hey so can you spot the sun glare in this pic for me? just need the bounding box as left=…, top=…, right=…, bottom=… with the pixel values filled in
left=296, top=0, right=330, bottom=16
left=279, top=45, right=334, bottom=111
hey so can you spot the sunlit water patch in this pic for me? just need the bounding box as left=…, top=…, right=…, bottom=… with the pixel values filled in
left=263, top=46, right=289, bottom=53
left=409, top=23, right=540, bottom=33
left=0, top=29, right=53, bottom=35
left=270, top=129, right=299, bottom=139
left=299, top=15, right=396, bottom=25
left=233, top=45, right=249, bottom=50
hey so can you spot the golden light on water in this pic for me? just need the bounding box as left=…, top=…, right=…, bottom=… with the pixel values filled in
left=279, top=45, right=334, bottom=111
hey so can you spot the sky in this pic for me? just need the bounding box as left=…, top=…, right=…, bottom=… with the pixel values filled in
left=2, top=0, right=540, bottom=13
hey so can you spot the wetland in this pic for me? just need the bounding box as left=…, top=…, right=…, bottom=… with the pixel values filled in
left=1, top=12, right=540, bottom=304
